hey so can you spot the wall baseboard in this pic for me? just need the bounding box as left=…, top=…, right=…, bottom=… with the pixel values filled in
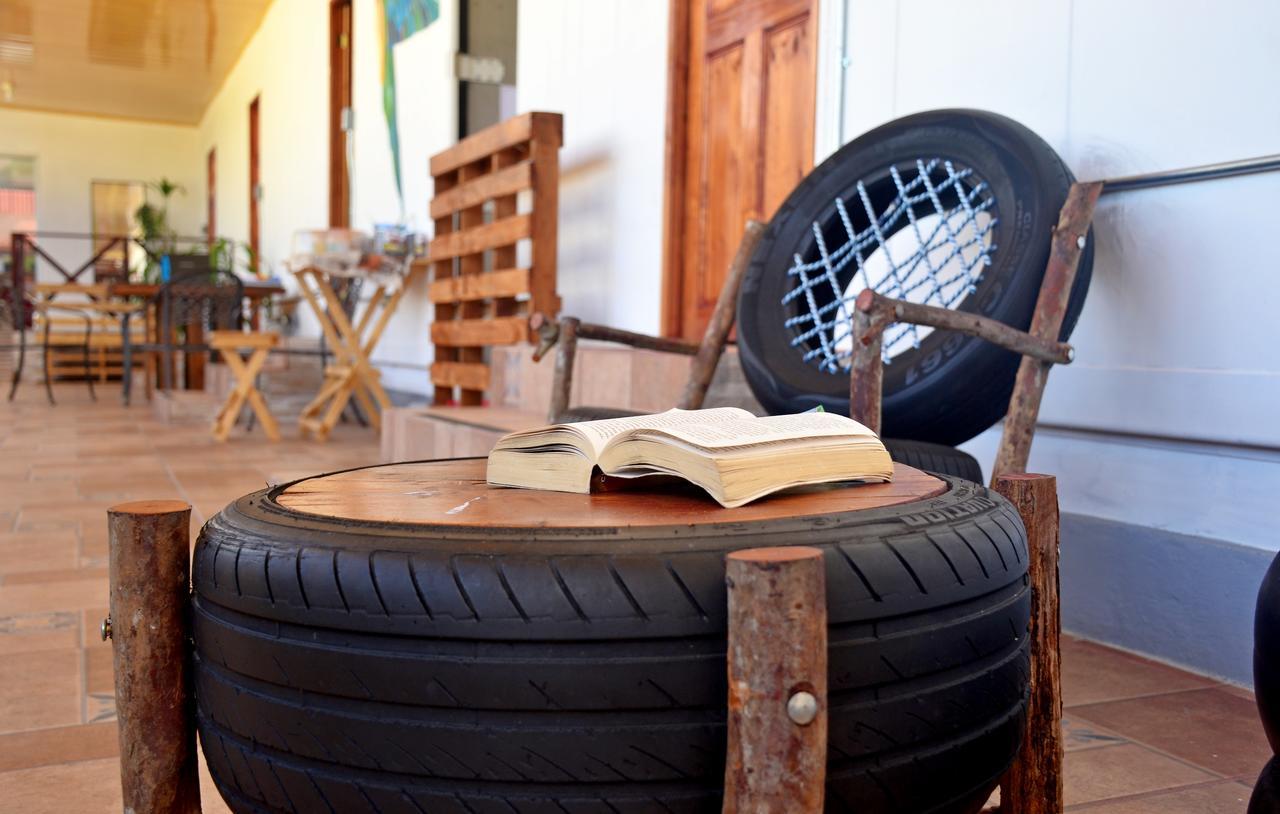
left=1062, top=512, right=1271, bottom=686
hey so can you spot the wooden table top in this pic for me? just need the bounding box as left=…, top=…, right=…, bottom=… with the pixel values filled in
left=274, top=459, right=945, bottom=529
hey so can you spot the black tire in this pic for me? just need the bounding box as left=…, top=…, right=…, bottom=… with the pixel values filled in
left=1255, top=551, right=1280, bottom=752
left=1250, top=756, right=1280, bottom=814
left=738, top=109, right=1093, bottom=446
left=884, top=438, right=983, bottom=483
left=193, top=470, right=1029, bottom=813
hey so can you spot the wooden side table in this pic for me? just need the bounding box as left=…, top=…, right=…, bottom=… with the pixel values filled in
left=175, top=460, right=1036, bottom=813
left=291, top=264, right=423, bottom=440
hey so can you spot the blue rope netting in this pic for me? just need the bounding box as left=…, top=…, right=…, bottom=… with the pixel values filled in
left=782, top=158, right=998, bottom=372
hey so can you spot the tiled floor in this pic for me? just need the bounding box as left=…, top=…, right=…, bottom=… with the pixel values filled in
left=0, top=384, right=1270, bottom=812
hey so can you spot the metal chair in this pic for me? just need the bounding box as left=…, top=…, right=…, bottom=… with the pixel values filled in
left=7, top=283, right=126, bottom=405
left=122, top=265, right=245, bottom=405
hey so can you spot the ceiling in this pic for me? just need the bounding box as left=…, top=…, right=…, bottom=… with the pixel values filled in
left=0, top=0, right=274, bottom=124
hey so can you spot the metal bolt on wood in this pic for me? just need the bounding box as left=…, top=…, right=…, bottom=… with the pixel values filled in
left=787, top=691, right=819, bottom=725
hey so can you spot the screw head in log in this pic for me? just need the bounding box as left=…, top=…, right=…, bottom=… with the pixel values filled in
left=100, top=615, right=112, bottom=641
left=787, top=691, right=819, bottom=726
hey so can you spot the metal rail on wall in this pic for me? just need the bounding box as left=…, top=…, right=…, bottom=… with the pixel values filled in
left=1096, top=152, right=1280, bottom=194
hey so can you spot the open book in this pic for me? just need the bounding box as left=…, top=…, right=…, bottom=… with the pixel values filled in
left=485, top=407, right=893, bottom=508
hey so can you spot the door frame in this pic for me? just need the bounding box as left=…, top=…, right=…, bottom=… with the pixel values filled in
left=248, top=95, right=261, bottom=277
left=206, top=148, right=216, bottom=245
left=329, top=0, right=353, bottom=228
left=659, top=0, right=692, bottom=338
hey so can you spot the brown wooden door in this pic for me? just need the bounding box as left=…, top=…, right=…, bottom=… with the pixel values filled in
left=664, top=0, right=818, bottom=339
left=206, top=148, right=216, bottom=244
left=329, top=0, right=353, bottom=228
left=248, top=95, right=261, bottom=276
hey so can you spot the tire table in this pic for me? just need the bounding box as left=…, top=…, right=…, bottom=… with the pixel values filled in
left=193, top=459, right=1031, bottom=814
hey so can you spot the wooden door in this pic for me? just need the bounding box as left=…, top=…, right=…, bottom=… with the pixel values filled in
left=206, top=148, right=216, bottom=244
left=248, top=95, right=261, bottom=276
left=663, top=0, right=818, bottom=339
left=329, top=0, right=353, bottom=228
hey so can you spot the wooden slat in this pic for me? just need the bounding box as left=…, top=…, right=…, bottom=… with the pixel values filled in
left=430, top=361, right=491, bottom=391
left=430, top=112, right=562, bottom=176
left=431, top=316, right=527, bottom=347
left=428, top=214, right=531, bottom=261
left=430, top=161, right=532, bottom=219
left=428, top=268, right=530, bottom=304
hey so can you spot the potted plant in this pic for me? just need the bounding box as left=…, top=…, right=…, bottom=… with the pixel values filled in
left=133, top=177, right=185, bottom=282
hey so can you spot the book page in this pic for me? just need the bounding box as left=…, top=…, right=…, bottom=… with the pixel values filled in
left=629, top=410, right=877, bottom=451
left=568, top=407, right=757, bottom=457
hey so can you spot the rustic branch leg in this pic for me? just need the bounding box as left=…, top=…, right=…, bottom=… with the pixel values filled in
left=994, top=474, right=1063, bottom=814
left=106, top=500, right=201, bottom=814
left=548, top=316, right=579, bottom=423
left=724, top=546, right=827, bottom=814
left=848, top=301, right=891, bottom=434
left=992, top=183, right=1102, bottom=481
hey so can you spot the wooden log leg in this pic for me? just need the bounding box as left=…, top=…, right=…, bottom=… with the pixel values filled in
left=548, top=317, right=579, bottom=423
left=995, top=474, right=1063, bottom=814
left=847, top=306, right=887, bottom=434
left=723, top=546, right=827, bottom=814
left=105, top=500, right=200, bottom=814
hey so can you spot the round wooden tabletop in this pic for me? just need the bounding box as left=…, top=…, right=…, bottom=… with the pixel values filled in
left=274, top=458, right=946, bottom=529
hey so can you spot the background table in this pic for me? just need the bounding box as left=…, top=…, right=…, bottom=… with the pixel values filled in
left=110, top=280, right=284, bottom=390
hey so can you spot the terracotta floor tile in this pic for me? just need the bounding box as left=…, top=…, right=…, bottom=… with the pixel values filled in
left=0, top=721, right=118, bottom=772
left=1062, top=636, right=1217, bottom=707
left=0, top=611, right=80, bottom=656
left=1064, top=714, right=1129, bottom=752
left=1072, top=687, right=1272, bottom=779
left=1067, top=778, right=1254, bottom=812
left=1063, top=743, right=1218, bottom=806
left=0, top=531, right=79, bottom=575
left=83, top=643, right=113, bottom=698
left=3, top=566, right=108, bottom=586
left=80, top=608, right=109, bottom=648
left=0, top=757, right=123, bottom=814
left=0, top=649, right=80, bottom=733
left=0, top=575, right=110, bottom=615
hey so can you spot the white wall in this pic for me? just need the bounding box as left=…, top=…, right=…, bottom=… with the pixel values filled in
left=197, top=0, right=329, bottom=282
left=0, top=107, right=201, bottom=277
left=820, top=0, right=1280, bottom=553
left=516, top=0, right=671, bottom=335
left=832, top=0, right=1280, bottom=451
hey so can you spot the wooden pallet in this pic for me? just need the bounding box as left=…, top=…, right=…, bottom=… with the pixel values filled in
left=424, top=111, right=563, bottom=405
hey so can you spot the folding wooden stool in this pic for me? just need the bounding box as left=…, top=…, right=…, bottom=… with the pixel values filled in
left=209, top=330, right=281, bottom=442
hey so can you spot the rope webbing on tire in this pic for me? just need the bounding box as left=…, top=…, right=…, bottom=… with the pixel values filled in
left=783, top=158, right=998, bottom=372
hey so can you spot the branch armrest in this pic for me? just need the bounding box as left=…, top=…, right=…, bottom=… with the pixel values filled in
left=529, top=313, right=698, bottom=363
left=854, top=290, right=1074, bottom=365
